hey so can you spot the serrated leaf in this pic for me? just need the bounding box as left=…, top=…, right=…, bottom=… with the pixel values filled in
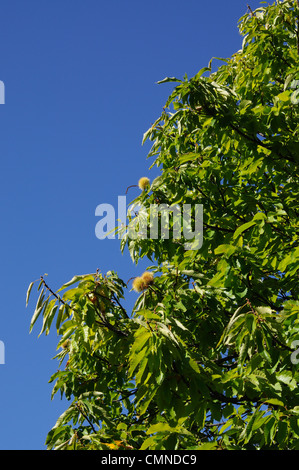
left=276, top=371, right=297, bottom=389
left=131, top=329, right=151, bottom=355
left=264, top=398, right=284, bottom=408
left=172, top=318, right=189, bottom=332
left=245, top=314, right=256, bottom=335
left=146, top=422, right=173, bottom=434
left=156, top=76, right=183, bottom=85
left=140, top=435, right=157, bottom=450
left=52, top=404, right=76, bottom=429
left=239, top=334, right=249, bottom=365
left=187, top=358, right=200, bottom=376
left=57, top=274, right=92, bottom=293
left=39, top=300, right=57, bottom=336
left=233, top=220, right=256, bottom=239
left=26, top=282, right=34, bottom=307
left=217, top=304, right=246, bottom=347
left=129, top=348, right=149, bottom=378
left=264, top=416, right=276, bottom=445
left=56, top=303, right=66, bottom=331
left=196, top=442, right=218, bottom=450
left=241, top=408, right=261, bottom=444
left=138, top=386, right=158, bottom=416
left=29, top=289, right=46, bottom=333
left=256, top=306, right=272, bottom=315
left=135, top=356, right=148, bottom=385
left=214, top=244, right=237, bottom=256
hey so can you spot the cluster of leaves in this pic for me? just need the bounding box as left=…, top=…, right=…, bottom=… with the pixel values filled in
left=28, top=1, right=299, bottom=450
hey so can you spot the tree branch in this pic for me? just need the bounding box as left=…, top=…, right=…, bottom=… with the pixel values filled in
left=229, top=123, right=297, bottom=164
left=75, top=402, right=97, bottom=434
left=112, top=294, right=130, bottom=319
left=40, top=276, right=79, bottom=316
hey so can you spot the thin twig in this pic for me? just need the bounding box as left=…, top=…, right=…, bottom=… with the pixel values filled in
left=40, top=276, right=80, bottom=315
left=126, top=184, right=138, bottom=194
left=75, top=403, right=97, bottom=434
left=112, top=294, right=130, bottom=319
left=247, top=4, right=254, bottom=16
left=40, top=276, right=63, bottom=304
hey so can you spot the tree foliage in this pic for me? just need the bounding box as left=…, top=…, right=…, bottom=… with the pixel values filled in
left=28, top=1, right=299, bottom=450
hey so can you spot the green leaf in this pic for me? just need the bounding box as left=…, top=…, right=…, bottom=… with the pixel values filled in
left=138, top=385, right=158, bottom=416
left=129, top=348, right=149, bottom=378
left=233, top=220, right=256, bottom=239
left=56, top=303, right=66, bottom=331
left=264, top=398, right=284, bottom=408
left=276, top=420, right=288, bottom=446
left=245, top=314, right=256, bottom=335
left=29, top=289, right=46, bottom=333
left=172, top=318, right=189, bottom=332
left=131, top=328, right=151, bottom=355
left=188, top=356, right=201, bottom=374
left=26, top=282, right=34, bottom=307
left=57, top=274, right=93, bottom=293
left=214, top=244, right=237, bottom=256
left=39, top=301, right=58, bottom=336
left=277, top=91, right=290, bottom=102
left=239, top=334, right=249, bottom=365
left=135, top=356, right=148, bottom=385
left=264, top=417, right=276, bottom=446
left=276, top=371, right=297, bottom=390
left=156, top=77, right=183, bottom=84
left=241, top=408, right=262, bottom=444
left=140, top=435, right=157, bottom=450
left=196, top=442, right=218, bottom=450
left=146, top=422, right=173, bottom=434
left=28, top=0, right=299, bottom=451
left=178, top=152, right=198, bottom=164
left=194, top=66, right=212, bottom=78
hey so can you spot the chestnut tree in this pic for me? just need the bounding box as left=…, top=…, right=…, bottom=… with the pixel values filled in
left=28, top=0, right=299, bottom=450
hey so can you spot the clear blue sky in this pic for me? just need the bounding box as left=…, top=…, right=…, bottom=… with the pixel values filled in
left=0, top=0, right=262, bottom=450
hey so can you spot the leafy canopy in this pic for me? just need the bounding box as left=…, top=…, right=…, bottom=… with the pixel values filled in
left=28, top=0, right=299, bottom=450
